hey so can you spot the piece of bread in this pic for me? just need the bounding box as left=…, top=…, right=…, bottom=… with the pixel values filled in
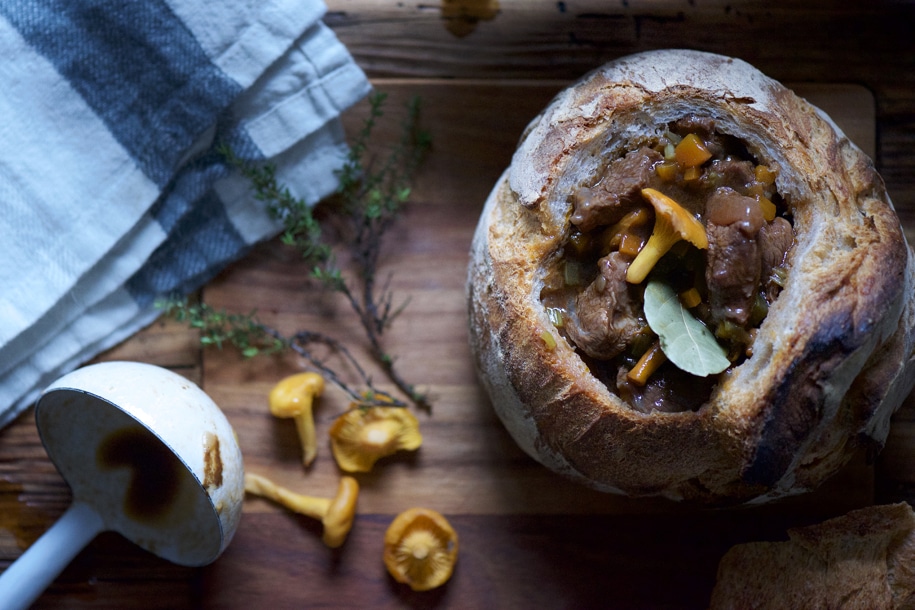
left=709, top=502, right=915, bottom=609
left=467, top=49, right=915, bottom=504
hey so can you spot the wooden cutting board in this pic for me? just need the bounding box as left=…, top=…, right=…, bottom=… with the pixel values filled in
left=2, top=81, right=900, bottom=609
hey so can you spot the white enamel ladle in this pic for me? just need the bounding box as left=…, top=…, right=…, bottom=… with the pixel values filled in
left=0, top=361, right=245, bottom=609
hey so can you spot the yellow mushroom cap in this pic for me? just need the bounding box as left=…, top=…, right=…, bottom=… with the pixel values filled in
left=383, top=507, right=459, bottom=591
left=329, top=406, right=422, bottom=473
left=626, top=188, right=708, bottom=284
left=268, top=372, right=325, bottom=417
left=268, top=372, right=325, bottom=467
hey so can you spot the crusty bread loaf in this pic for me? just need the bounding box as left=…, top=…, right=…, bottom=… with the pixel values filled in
left=467, top=49, right=915, bottom=503
left=710, top=502, right=915, bottom=609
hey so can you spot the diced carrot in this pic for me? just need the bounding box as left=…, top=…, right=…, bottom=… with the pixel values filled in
left=604, top=206, right=652, bottom=252
left=627, top=340, right=667, bottom=386
left=683, top=166, right=701, bottom=181
left=746, top=182, right=765, bottom=198
left=679, top=287, right=702, bottom=309
left=619, top=232, right=644, bottom=257
left=755, top=164, right=778, bottom=185
left=758, top=195, right=777, bottom=222
left=675, top=133, right=712, bottom=168
left=621, top=206, right=652, bottom=228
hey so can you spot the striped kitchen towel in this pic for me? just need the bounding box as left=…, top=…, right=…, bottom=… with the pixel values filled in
left=0, top=0, right=371, bottom=427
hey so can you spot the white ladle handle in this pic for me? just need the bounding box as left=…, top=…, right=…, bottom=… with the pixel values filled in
left=0, top=501, right=105, bottom=610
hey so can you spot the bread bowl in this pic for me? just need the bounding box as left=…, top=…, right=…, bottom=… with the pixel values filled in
left=467, top=49, right=915, bottom=504
left=709, top=502, right=915, bottom=608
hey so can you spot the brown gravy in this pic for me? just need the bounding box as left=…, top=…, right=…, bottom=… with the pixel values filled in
left=97, top=425, right=183, bottom=523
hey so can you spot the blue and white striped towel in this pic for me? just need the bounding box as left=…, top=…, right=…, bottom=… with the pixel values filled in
left=0, top=0, right=372, bottom=428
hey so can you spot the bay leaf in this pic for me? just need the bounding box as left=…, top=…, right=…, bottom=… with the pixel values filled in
left=643, top=280, right=730, bottom=377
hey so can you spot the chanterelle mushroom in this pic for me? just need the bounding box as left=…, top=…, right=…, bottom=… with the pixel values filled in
left=383, top=507, right=459, bottom=591
left=626, top=188, right=708, bottom=284
left=329, top=405, right=422, bottom=473
left=244, top=472, right=359, bottom=548
left=268, top=372, right=325, bottom=467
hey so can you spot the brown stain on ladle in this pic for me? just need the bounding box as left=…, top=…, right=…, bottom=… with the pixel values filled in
left=96, top=426, right=183, bottom=524
left=202, top=431, right=223, bottom=492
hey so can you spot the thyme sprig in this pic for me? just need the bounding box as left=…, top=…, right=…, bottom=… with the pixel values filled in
left=328, top=93, right=432, bottom=408
left=157, top=298, right=398, bottom=406
left=160, top=92, right=432, bottom=410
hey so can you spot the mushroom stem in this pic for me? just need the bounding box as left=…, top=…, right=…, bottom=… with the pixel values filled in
left=626, top=188, right=708, bottom=284
left=244, top=472, right=328, bottom=518
left=244, top=473, right=359, bottom=548
left=293, top=410, right=318, bottom=467
left=626, top=219, right=681, bottom=284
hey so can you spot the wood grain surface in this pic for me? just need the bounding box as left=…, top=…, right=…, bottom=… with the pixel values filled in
left=2, top=2, right=914, bottom=608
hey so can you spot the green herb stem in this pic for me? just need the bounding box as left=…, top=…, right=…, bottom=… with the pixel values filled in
left=163, top=92, right=432, bottom=411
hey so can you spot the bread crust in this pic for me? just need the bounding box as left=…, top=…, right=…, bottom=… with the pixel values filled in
left=710, top=503, right=915, bottom=608
left=467, top=49, right=915, bottom=504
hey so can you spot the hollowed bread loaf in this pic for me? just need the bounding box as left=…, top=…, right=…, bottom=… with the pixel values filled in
left=467, top=49, right=915, bottom=504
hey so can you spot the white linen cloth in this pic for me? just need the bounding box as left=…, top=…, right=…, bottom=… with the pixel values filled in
left=0, top=0, right=371, bottom=427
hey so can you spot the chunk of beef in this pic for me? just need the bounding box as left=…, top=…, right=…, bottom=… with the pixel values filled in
left=673, top=116, right=717, bottom=138
left=759, top=216, right=793, bottom=276
left=672, top=116, right=727, bottom=159
left=759, top=216, right=794, bottom=300
left=571, top=147, right=663, bottom=232
left=565, top=252, right=645, bottom=360
left=709, top=158, right=756, bottom=192
left=705, top=189, right=764, bottom=326
left=706, top=187, right=766, bottom=234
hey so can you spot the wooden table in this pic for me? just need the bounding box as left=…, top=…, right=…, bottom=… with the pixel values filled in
left=3, top=2, right=914, bottom=607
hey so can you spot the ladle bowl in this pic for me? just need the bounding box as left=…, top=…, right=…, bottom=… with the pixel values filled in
left=0, top=361, right=244, bottom=609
